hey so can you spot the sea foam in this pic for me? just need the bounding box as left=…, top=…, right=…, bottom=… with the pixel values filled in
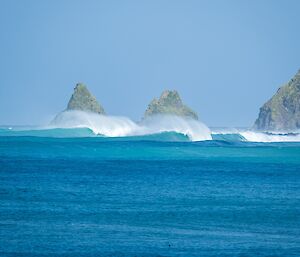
left=211, top=128, right=300, bottom=142
left=240, top=131, right=300, bottom=142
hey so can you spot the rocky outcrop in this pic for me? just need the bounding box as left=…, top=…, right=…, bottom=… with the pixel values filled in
left=66, top=83, right=105, bottom=114
left=144, top=90, right=198, bottom=120
left=254, top=70, right=300, bottom=131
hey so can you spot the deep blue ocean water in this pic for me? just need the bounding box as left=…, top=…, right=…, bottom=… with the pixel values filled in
left=0, top=133, right=300, bottom=256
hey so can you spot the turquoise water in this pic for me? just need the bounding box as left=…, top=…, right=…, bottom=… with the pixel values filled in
left=0, top=129, right=300, bottom=256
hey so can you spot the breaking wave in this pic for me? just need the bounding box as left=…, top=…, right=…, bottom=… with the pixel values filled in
left=1, top=111, right=300, bottom=143
left=49, top=111, right=212, bottom=141
left=239, top=131, right=300, bottom=142
left=211, top=128, right=300, bottom=142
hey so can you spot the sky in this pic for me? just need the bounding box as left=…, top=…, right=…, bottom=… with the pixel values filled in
left=0, top=0, right=299, bottom=127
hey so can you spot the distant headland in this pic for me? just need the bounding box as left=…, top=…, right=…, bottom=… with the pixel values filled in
left=254, top=70, right=300, bottom=131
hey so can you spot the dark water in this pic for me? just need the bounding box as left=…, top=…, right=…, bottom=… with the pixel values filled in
left=0, top=136, right=300, bottom=256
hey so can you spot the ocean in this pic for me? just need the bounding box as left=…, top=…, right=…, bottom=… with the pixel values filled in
left=0, top=125, right=300, bottom=257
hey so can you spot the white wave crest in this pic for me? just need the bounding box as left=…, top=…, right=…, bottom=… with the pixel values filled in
left=240, top=131, right=300, bottom=142
left=211, top=127, right=300, bottom=142
left=50, top=111, right=212, bottom=141
left=139, top=115, right=212, bottom=141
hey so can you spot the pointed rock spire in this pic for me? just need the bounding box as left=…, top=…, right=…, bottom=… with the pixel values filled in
left=67, top=83, right=105, bottom=114
left=144, top=90, right=198, bottom=120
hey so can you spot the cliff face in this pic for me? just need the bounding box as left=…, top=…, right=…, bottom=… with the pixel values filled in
left=67, top=83, right=105, bottom=114
left=144, top=90, right=198, bottom=120
left=254, top=70, right=300, bottom=131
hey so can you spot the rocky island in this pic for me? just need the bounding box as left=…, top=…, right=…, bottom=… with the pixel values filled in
left=144, top=90, right=198, bottom=120
left=254, top=70, right=300, bottom=131
left=66, top=83, right=105, bottom=114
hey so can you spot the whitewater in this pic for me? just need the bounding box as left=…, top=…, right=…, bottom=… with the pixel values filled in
left=50, top=111, right=212, bottom=141
left=1, top=110, right=300, bottom=142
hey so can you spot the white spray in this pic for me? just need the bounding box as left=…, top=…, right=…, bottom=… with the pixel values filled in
left=50, top=110, right=212, bottom=141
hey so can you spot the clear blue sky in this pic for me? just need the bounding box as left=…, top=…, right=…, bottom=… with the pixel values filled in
left=0, top=0, right=299, bottom=126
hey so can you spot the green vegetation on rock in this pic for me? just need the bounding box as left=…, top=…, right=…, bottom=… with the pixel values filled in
left=254, top=70, right=300, bottom=131
left=144, top=90, right=198, bottom=120
left=67, top=83, right=105, bottom=114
